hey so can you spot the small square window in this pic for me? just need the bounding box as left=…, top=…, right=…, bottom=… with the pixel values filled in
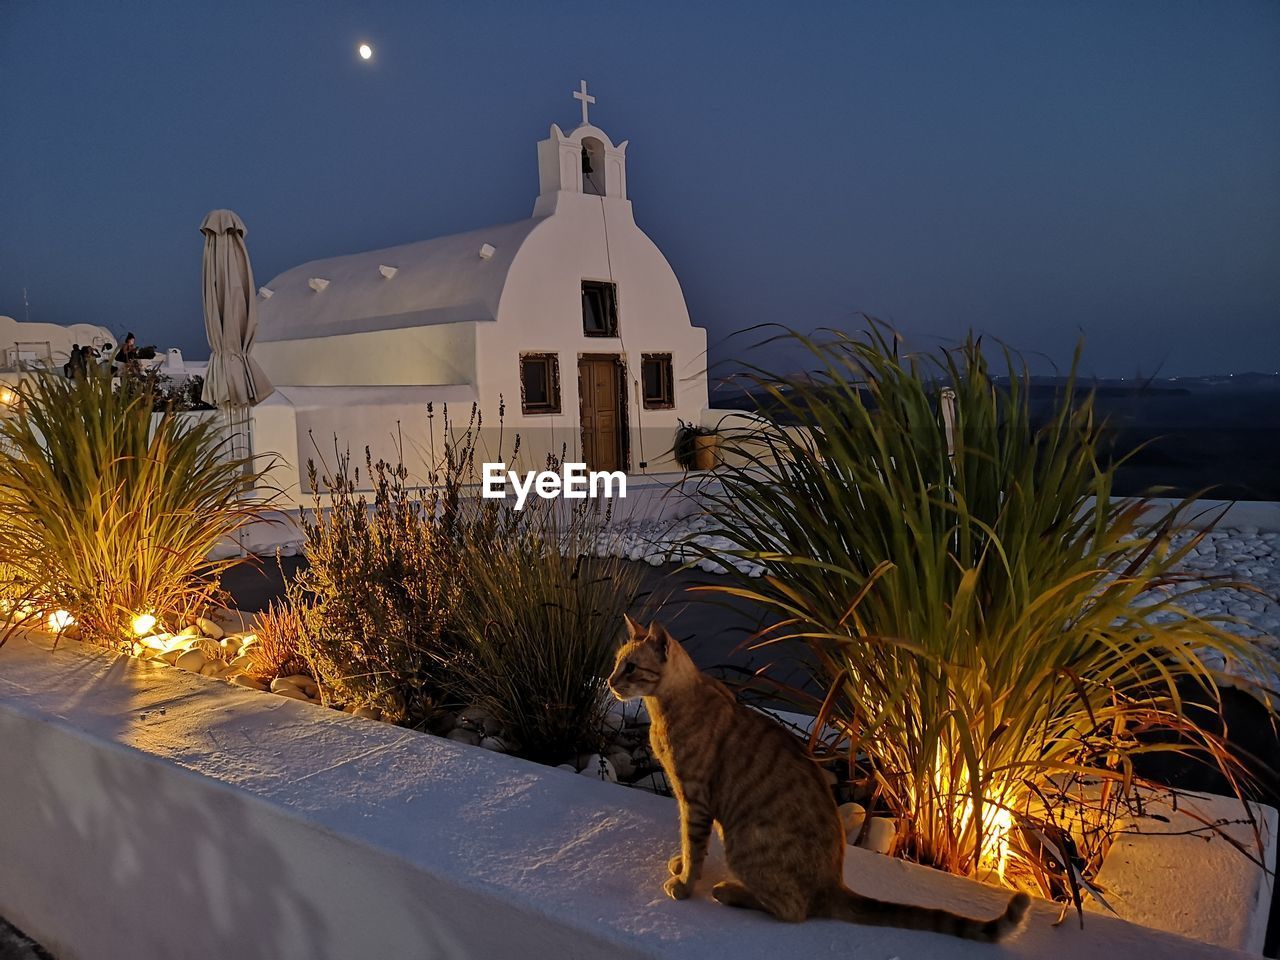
left=641, top=353, right=675, bottom=409
left=520, top=353, right=561, bottom=414
left=582, top=281, right=618, bottom=337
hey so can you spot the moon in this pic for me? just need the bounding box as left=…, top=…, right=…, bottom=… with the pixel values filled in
left=358, top=42, right=373, bottom=60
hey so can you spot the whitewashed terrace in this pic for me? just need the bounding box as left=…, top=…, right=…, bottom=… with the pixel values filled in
left=0, top=635, right=1271, bottom=960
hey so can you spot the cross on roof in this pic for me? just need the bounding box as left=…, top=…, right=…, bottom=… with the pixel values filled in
left=573, top=79, right=595, bottom=126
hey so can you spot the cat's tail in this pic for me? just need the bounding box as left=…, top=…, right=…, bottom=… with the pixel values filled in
left=818, top=884, right=1030, bottom=942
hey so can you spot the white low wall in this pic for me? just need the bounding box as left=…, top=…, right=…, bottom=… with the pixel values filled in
left=0, top=637, right=1261, bottom=960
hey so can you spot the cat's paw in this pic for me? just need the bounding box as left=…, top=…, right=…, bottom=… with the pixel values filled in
left=667, top=854, right=684, bottom=876
left=663, top=875, right=693, bottom=900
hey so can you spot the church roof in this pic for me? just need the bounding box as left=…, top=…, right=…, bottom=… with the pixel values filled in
left=256, top=217, right=545, bottom=343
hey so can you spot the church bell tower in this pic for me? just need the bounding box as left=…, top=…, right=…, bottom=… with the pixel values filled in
left=535, top=81, right=629, bottom=213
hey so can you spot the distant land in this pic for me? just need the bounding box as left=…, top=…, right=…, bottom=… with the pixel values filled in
left=1010, top=370, right=1280, bottom=395
left=709, top=373, right=1280, bottom=501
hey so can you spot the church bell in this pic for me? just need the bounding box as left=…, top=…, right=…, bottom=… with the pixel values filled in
left=581, top=145, right=593, bottom=175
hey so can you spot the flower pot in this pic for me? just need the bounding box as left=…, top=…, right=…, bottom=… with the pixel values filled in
left=693, top=434, right=719, bottom=471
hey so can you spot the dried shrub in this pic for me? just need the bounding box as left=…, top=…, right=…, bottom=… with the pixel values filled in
left=291, top=452, right=458, bottom=724
left=290, top=406, right=484, bottom=725
left=293, top=400, right=644, bottom=765
left=449, top=502, right=643, bottom=763
left=247, top=600, right=309, bottom=680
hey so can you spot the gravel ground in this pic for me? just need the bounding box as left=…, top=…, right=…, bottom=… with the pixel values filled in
left=229, top=517, right=1280, bottom=688
left=247, top=517, right=1280, bottom=622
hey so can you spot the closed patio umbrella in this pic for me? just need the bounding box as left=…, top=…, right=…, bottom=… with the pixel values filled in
left=200, top=209, right=273, bottom=407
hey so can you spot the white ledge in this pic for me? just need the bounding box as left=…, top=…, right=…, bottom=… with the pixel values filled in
left=0, top=636, right=1261, bottom=960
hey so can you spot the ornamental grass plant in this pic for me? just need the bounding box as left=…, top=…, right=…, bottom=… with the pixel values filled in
left=448, top=501, right=644, bottom=763
left=0, top=368, right=270, bottom=647
left=247, top=599, right=310, bottom=681
left=697, top=325, right=1277, bottom=901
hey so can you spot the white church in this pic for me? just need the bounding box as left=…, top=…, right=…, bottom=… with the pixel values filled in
left=250, top=83, right=713, bottom=501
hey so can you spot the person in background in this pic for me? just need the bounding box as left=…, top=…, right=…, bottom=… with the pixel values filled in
left=114, top=332, right=142, bottom=378
left=64, top=344, right=84, bottom=379
left=114, top=333, right=138, bottom=366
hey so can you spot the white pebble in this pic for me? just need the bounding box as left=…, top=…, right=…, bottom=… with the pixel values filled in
left=860, top=817, right=898, bottom=855
left=195, top=616, right=224, bottom=640
left=839, top=802, right=867, bottom=842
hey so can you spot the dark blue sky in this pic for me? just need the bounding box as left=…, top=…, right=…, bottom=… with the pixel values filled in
left=2, top=0, right=1277, bottom=377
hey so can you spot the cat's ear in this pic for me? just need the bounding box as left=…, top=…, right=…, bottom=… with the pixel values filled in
left=623, top=613, right=644, bottom=639
left=651, top=624, right=672, bottom=661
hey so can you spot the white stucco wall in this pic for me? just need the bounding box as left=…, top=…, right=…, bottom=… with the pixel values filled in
left=478, top=189, right=708, bottom=473
left=249, top=384, right=477, bottom=502
left=254, top=322, right=477, bottom=388
left=247, top=392, right=305, bottom=501
left=0, top=636, right=1259, bottom=960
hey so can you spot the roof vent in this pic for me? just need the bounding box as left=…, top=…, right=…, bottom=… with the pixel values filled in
left=257, top=286, right=274, bottom=299
left=309, top=278, right=330, bottom=293
left=479, top=243, right=496, bottom=260
left=378, top=264, right=398, bottom=279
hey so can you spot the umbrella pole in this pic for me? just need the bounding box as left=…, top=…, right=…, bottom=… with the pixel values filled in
left=226, top=403, right=251, bottom=558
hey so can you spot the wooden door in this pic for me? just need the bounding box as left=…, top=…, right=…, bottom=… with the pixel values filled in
left=578, top=356, right=623, bottom=472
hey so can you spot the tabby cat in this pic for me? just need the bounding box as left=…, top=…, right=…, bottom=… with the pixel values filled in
left=608, top=616, right=1030, bottom=942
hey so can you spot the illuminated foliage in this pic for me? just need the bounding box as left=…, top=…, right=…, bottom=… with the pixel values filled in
left=698, top=326, right=1276, bottom=896
left=0, top=369, right=271, bottom=646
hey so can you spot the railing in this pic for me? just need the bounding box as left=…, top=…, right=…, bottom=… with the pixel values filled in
left=1, top=341, right=58, bottom=373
